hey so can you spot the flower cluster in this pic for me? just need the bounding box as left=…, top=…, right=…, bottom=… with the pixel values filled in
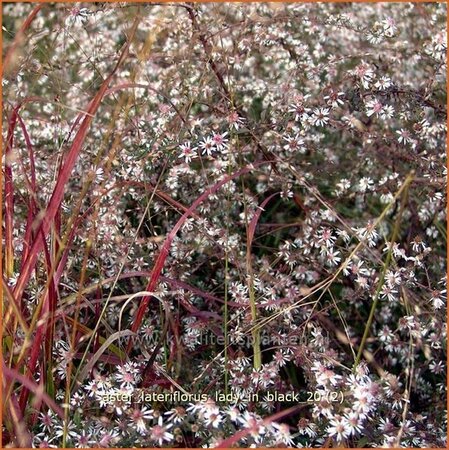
left=2, top=2, right=446, bottom=448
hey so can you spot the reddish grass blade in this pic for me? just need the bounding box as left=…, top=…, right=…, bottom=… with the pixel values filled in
left=127, top=161, right=273, bottom=350
left=2, top=361, right=64, bottom=419
left=17, top=325, right=47, bottom=412
left=41, top=231, right=58, bottom=390
left=53, top=203, right=62, bottom=263
left=12, top=18, right=140, bottom=306
left=3, top=390, right=32, bottom=448
left=17, top=229, right=57, bottom=412
left=16, top=115, right=36, bottom=189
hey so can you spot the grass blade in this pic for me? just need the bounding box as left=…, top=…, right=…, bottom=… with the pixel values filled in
left=2, top=361, right=64, bottom=418
left=246, top=192, right=279, bottom=369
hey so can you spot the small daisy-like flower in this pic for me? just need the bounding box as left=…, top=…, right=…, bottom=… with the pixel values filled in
left=350, top=259, right=370, bottom=278
left=429, top=360, right=445, bottom=374
left=313, top=396, right=335, bottom=419
left=54, top=419, right=80, bottom=441
left=335, top=178, right=351, bottom=195
left=327, top=414, right=351, bottom=442
left=97, top=429, right=120, bottom=447
left=365, top=99, right=383, bottom=117
left=354, top=62, right=375, bottom=88
left=428, top=332, right=442, bottom=349
left=38, top=411, right=58, bottom=433
left=203, top=408, right=223, bottom=428
left=366, top=30, right=384, bottom=45
left=66, top=6, right=90, bottom=27
left=272, top=349, right=291, bottom=367
left=149, top=416, right=174, bottom=446
left=353, top=222, right=379, bottom=247
left=317, top=227, right=336, bottom=248
left=356, top=276, right=369, bottom=290
left=33, top=433, right=58, bottom=448
left=74, top=431, right=95, bottom=448
left=258, top=364, right=277, bottom=388
left=382, top=17, right=397, bottom=37
left=199, top=136, right=215, bottom=156
left=312, top=362, right=342, bottom=386
left=378, top=416, right=395, bottom=434
left=88, top=165, right=105, bottom=182
left=429, top=289, right=446, bottom=310
left=410, top=235, right=427, bottom=253
left=115, top=362, right=141, bottom=389
left=324, top=249, right=341, bottom=267
left=378, top=325, right=394, bottom=342
left=227, top=111, right=245, bottom=130
left=375, top=76, right=392, bottom=90
left=128, top=406, right=154, bottom=435
left=324, top=90, right=345, bottom=108
left=283, top=133, right=305, bottom=152
left=288, top=94, right=311, bottom=121
left=178, top=141, right=198, bottom=163
left=396, top=128, right=412, bottom=144
left=380, top=104, right=394, bottom=119
left=186, top=401, right=204, bottom=415
left=352, top=392, right=373, bottom=417
left=211, top=132, right=229, bottom=151
left=380, top=191, right=394, bottom=203
left=312, top=107, right=330, bottom=126
left=7, top=272, right=19, bottom=288
left=432, top=31, right=447, bottom=52
left=164, top=406, right=187, bottom=424
left=358, top=176, right=374, bottom=192
left=354, top=361, right=370, bottom=379
left=380, top=284, right=398, bottom=302
left=344, top=412, right=364, bottom=436
left=391, top=392, right=407, bottom=410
